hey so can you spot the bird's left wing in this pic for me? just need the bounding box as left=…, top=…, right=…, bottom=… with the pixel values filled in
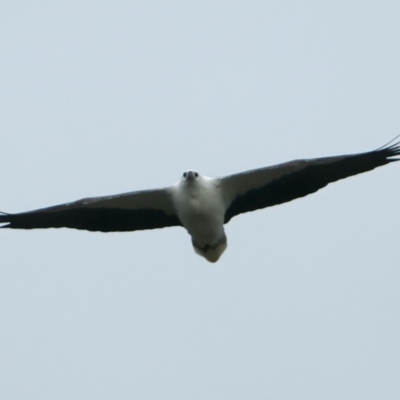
left=0, top=187, right=181, bottom=232
left=220, top=140, right=400, bottom=223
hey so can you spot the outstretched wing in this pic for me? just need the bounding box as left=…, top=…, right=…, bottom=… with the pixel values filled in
left=221, top=140, right=400, bottom=223
left=0, top=187, right=181, bottom=232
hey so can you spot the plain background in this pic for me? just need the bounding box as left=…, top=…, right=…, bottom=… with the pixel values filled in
left=1, top=1, right=399, bottom=399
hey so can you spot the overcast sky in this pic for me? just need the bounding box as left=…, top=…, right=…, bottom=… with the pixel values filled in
left=1, top=1, right=400, bottom=399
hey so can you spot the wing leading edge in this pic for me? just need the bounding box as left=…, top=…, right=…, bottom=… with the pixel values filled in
left=222, top=140, right=400, bottom=223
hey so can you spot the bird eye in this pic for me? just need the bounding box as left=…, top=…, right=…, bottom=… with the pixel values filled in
left=194, top=172, right=198, bottom=178
left=183, top=172, right=187, bottom=178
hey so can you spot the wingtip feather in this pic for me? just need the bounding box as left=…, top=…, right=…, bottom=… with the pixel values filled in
left=376, top=138, right=400, bottom=161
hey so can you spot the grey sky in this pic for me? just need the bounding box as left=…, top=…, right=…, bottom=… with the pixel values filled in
left=1, top=1, right=400, bottom=399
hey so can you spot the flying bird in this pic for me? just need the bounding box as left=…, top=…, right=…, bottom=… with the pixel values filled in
left=1, top=140, right=399, bottom=262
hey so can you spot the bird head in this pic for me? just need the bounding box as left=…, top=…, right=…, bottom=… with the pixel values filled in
left=181, top=170, right=199, bottom=183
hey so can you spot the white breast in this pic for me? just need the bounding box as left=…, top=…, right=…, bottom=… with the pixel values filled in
left=171, top=176, right=226, bottom=247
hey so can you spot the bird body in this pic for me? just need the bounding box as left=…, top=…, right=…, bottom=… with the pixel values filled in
left=1, top=140, right=399, bottom=262
left=171, top=172, right=227, bottom=262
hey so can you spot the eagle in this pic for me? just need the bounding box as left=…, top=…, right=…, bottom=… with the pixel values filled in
left=1, top=140, right=399, bottom=262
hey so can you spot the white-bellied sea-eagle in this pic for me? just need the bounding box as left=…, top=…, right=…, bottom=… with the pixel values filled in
left=1, top=140, right=399, bottom=262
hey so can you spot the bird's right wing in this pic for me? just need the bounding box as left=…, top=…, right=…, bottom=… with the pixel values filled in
left=220, top=140, right=400, bottom=223
left=0, top=187, right=182, bottom=232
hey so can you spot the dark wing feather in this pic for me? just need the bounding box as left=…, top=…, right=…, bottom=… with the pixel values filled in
left=0, top=208, right=181, bottom=232
left=0, top=188, right=182, bottom=232
left=222, top=141, right=400, bottom=223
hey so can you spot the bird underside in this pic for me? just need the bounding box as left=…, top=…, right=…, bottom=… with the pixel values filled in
left=0, top=138, right=399, bottom=263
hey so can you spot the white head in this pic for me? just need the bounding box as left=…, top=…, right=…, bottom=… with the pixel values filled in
left=181, top=170, right=200, bottom=183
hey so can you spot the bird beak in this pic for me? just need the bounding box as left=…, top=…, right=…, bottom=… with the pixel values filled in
left=186, top=171, right=196, bottom=181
